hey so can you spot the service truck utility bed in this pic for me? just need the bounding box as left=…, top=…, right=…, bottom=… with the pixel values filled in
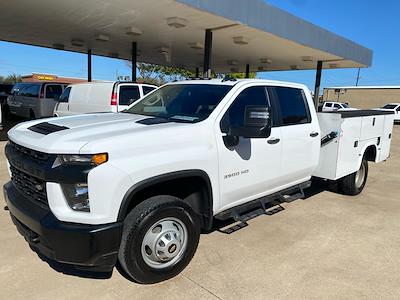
left=313, top=110, right=394, bottom=180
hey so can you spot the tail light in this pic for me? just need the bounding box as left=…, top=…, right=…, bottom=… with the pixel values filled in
left=111, top=92, right=118, bottom=106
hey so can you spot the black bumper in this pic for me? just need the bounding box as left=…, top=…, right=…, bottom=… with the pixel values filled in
left=4, top=182, right=123, bottom=272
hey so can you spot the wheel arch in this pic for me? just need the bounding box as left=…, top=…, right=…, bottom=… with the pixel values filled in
left=117, top=170, right=214, bottom=230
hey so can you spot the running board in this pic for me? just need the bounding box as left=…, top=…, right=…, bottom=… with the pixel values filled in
left=216, top=181, right=310, bottom=234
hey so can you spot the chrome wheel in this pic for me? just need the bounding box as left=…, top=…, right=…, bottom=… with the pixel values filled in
left=355, top=162, right=366, bottom=188
left=141, top=217, right=188, bottom=269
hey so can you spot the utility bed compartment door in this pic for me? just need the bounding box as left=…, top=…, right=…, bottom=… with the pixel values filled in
left=360, top=116, right=384, bottom=140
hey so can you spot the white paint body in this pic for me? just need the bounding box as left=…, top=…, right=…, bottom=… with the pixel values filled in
left=322, top=101, right=357, bottom=112
left=54, top=82, right=157, bottom=117
left=378, top=103, right=400, bottom=121
left=6, top=79, right=394, bottom=225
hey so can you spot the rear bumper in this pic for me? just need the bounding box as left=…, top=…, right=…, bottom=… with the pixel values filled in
left=4, top=182, right=123, bottom=272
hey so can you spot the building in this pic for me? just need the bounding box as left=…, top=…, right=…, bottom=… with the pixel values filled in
left=323, top=86, right=400, bottom=109
left=21, top=73, right=87, bottom=84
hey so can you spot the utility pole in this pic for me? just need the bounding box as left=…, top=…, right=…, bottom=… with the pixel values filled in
left=356, top=68, right=361, bottom=86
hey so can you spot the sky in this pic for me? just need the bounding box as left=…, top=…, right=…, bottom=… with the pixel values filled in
left=0, top=0, right=399, bottom=91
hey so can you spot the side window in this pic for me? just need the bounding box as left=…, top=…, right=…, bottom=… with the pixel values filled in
left=220, top=86, right=269, bottom=132
left=58, top=87, right=71, bottom=102
left=334, top=104, right=341, bottom=109
left=119, top=86, right=140, bottom=106
left=45, top=85, right=63, bottom=99
left=21, top=84, right=40, bottom=98
left=270, top=87, right=310, bottom=126
left=143, top=86, right=156, bottom=95
left=325, top=103, right=332, bottom=107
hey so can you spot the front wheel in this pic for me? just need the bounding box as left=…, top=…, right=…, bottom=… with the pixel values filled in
left=339, top=159, right=368, bottom=196
left=118, top=195, right=200, bottom=284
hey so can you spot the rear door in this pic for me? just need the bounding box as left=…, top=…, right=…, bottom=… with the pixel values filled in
left=268, top=86, right=320, bottom=184
left=216, top=85, right=283, bottom=211
left=118, top=84, right=141, bottom=111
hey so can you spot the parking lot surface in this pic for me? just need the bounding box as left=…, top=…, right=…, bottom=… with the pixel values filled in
left=0, top=125, right=399, bottom=300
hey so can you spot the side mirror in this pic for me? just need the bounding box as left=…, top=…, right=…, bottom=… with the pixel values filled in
left=223, top=106, right=271, bottom=147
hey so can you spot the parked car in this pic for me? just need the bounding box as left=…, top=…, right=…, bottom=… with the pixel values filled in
left=7, top=82, right=67, bottom=119
left=4, top=79, right=394, bottom=284
left=321, top=101, right=356, bottom=112
left=378, top=103, right=400, bottom=122
left=54, top=82, right=157, bottom=117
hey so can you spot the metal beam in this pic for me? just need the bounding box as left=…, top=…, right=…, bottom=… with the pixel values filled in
left=87, top=49, right=92, bottom=82
left=313, top=60, right=323, bottom=108
left=131, top=42, right=137, bottom=82
left=245, top=64, right=250, bottom=78
left=203, top=29, right=213, bottom=78
left=195, top=67, right=199, bottom=78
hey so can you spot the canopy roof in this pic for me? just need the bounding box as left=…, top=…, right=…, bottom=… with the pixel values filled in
left=0, top=0, right=372, bottom=73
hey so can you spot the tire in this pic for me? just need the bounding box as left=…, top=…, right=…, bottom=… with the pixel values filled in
left=118, top=195, right=200, bottom=284
left=339, top=159, right=368, bottom=196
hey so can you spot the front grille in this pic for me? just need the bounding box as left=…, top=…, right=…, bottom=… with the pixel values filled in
left=10, top=165, right=48, bottom=206
left=9, top=141, right=50, bottom=163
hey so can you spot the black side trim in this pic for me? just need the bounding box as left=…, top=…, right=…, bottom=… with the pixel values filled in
left=117, top=170, right=213, bottom=230
left=323, top=110, right=394, bottom=118
left=28, top=122, right=69, bottom=135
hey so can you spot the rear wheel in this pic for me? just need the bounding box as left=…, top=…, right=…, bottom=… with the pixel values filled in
left=339, top=159, right=368, bottom=195
left=118, top=195, right=200, bottom=284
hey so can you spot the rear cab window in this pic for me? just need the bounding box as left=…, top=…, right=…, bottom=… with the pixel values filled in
left=268, top=86, right=311, bottom=126
left=119, top=85, right=140, bottom=106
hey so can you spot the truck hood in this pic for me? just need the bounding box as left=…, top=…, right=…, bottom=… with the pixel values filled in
left=7, top=113, right=188, bottom=154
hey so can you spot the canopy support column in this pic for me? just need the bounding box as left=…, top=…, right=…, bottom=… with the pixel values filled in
left=203, top=29, right=213, bottom=78
left=87, top=49, right=92, bottom=82
left=245, top=64, right=250, bottom=78
left=132, top=42, right=137, bottom=82
left=313, top=60, right=323, bottom=108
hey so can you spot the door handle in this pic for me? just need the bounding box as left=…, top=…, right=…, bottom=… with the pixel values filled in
left=310, top=132, right=319, bottom=137
left=267, top=138, right=280, bottom=144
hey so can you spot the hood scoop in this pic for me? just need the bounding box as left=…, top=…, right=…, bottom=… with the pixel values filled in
left=28, top=122, right=69, bottom=135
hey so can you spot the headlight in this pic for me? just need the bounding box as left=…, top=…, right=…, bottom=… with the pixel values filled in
left=62, top=183, right=90, bottom=212
left=58, top=153, right=108, bottom=166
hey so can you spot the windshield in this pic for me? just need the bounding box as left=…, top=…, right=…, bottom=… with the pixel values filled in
left=382, top=104, right=397, bottom=109
left=124, top=84, right=233, bottom=122
left=342, top=103, right=350, bottom=108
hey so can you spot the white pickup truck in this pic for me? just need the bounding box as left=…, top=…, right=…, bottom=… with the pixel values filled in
left=3, top=79, right=394, bottom=284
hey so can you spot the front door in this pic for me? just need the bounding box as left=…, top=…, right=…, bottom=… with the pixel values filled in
left=215, top=85, right=283, bottom=212
left=54, top=86, right=71, bottom=117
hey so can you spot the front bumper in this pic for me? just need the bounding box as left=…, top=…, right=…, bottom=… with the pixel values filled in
left=4, top=182, right=123, bottom=272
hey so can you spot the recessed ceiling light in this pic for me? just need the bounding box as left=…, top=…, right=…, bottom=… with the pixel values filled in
left=260, top=58, right=272, bottom=64
left=71, top=39, right=84, bottom=47
left=52, top=43, right=65, bottom=50
left=95, top=34, right=110, bottom=42
left=301, top=56, right=314, bottom=62
left=126, top=26, right=143, bottom=36
left=189, top=42, right=204, bottom=50
left=290, top=65, right=300, bottom=70
left=227, top=60, right=239, bottom=66
left=233, top=36, right=249, bottom=45
left=167, top=17, right=188, bottom=28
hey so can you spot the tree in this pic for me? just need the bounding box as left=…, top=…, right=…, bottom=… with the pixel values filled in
left=126, top=62, right=256, bottom=85
left=0, top=73, right=22, bottom=84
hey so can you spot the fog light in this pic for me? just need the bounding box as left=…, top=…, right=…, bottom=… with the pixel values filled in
left=62, top=183, right=90, bottom=212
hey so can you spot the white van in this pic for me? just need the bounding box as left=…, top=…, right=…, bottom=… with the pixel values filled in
left=54, top=82, right=157, bottom=116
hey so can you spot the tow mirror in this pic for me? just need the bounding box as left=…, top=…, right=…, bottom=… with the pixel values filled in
left=223, top=106, right=271, bottom=147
